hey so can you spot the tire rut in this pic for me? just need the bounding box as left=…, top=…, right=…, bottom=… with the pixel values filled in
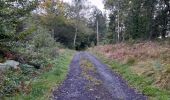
left=52, top=52, right=147, bottom=100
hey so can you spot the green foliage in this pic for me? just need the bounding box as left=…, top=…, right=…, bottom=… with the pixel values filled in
left=11, top=25, right=61, bottom=71
left=0, top=65, right=36, bottom=98
left=104, top=0, right=170, bottom=41
left=37, top=0, right=103, bottom=49
left=0, top=17, right=71, bottom=98
left=0, top=50, right=74, bottom=99
left=6, top=50, right=74, bottom=100
left=16, top=26, right=36, bottom=40
left=0, top=0, right=38, bottom=41
left=33, top=27, right=57, bottom=48
left=125, top=0, right=157, bottom=40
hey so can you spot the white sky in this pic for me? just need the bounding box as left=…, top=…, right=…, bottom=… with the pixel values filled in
left=63, top=0, right=104, bottom=12
left=89, top=0, right=104, bottom=11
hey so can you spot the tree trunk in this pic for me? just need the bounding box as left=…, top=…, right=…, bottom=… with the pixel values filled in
left=73, top=27, right=77, bottom=48
left=96, top=20, right=99, bottom=46
left=117, top=3, right=120, bottom=43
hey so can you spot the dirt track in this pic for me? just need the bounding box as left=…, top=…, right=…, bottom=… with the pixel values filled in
left=52, top=52, right=147, bottom=100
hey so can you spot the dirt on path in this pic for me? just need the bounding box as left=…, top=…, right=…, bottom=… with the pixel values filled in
left=52, top=52, right=147, bottom=100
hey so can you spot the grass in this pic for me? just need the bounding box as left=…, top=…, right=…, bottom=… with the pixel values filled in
left=4, top=50, right=74, bottom=100
left=92, top=42, right=170, bottom=91
left=91, top=51, right=170, bottom=100
left=79, top=57, right=102, bottom=88
left=79, top=57, right=96, bottom=73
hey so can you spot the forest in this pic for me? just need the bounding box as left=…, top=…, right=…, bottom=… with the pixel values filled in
left=0, top=0, right=170, bottom=100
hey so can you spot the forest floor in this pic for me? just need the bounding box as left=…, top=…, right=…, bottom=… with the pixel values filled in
left=52, top=52, right=146, bottom=100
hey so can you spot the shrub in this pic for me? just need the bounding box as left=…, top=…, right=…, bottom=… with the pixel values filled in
left=0, top=64, right=39, bottom=98
left=32, top=27, right=57, bottom=48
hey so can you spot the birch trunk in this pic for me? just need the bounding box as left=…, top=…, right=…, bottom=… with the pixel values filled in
left=73, top=27, right=78, bottom=47
left=96, top=20, right=99, bottom=46
left=117, top=8, right=120, bottom=43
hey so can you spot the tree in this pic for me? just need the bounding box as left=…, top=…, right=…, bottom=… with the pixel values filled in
left=154, top=0, right=170, bottom=38
left=72, top=0, right=87, bottom=48
left=88, top=6, right=107, bottom=45
left=104, top=0, right=170, bottom=41
left=126, top=0, right=158, bottom=40
left=37, top=0, right=95, bottom=49
left=108, top=13, right=117, bottom=43
left=104, top=0, right=130, bottom=42
left=0, top=0, right=38, bottom=41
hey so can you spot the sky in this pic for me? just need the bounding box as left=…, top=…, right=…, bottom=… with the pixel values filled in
left=89, top=0, right=104, bottom=11
left=63, top=0, right=105, bottom=12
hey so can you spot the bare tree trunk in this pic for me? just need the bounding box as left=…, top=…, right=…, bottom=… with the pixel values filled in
left=73, top=27, right=78, bottom=48
left=96, top=20, right=99, bottom=46
left=117, top=6, right=120, bottom=43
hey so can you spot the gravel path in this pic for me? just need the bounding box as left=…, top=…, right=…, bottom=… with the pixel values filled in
left=52, top=52, right=147, bottom=100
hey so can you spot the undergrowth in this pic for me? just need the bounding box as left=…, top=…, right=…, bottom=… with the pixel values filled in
left=1, top=50, right=74, bottom=100
left=89, top=42, right=170, bottom=91
left=90, top=51, right=170, bottom=100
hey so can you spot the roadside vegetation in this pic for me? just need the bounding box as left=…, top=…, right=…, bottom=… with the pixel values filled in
left=1, top=49, right=73, bottom=99
left=1, top=0, right=170, bottom=99
left=79, top=57, right=102, bottom=88
left=0, top=30, right=74, bottom=99
left=89, top=41, right=170, bottom=100
left=5, top=50, right=74, bottom=100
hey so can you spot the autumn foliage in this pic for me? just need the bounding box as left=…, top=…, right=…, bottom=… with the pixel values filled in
left=93, top=41, right=170, bottom=90
left=95, top=42, right=170, bottom=63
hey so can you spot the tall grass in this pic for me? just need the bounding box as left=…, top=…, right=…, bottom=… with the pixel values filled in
left=90, top=49, right=170, bottom=100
